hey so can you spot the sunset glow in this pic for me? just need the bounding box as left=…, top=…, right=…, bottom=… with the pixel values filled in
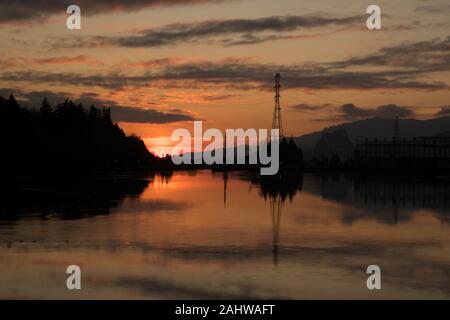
left=2, top=0, right=450, bottom=303
left=1, top=0, right=449, bottom=154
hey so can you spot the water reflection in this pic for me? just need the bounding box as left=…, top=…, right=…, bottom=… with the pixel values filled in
left=242, top=172, right=303, bottom=266
left=299, top=174, right=450, bottom=225
left=353, top=175, right=450, bottom=224
left=0, top=170, right=450, bottom=299
left=0, top=171, right=178, bottom=221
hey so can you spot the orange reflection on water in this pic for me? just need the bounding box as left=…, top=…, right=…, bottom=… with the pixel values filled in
left=0, top=171, right=450, bottom=299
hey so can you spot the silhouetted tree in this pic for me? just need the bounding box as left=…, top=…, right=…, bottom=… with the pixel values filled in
left=89, top=105, right=99, bottom=121
left=7, top=94, right=19, bottom=109
left=278, top=137, right=303, bottom=169
left=101, top=107, right=111, bottom=123
left=40, top=97, right=52, bottom=115
left=0, top=94, right=158, bottom=176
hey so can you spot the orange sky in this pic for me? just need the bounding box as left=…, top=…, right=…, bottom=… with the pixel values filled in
left=0, top=0, right=449, bottom=156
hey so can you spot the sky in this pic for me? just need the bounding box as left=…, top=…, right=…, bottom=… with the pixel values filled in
left=0, top=0, right=449, bottom=156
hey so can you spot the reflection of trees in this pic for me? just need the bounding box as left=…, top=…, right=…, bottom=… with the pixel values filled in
left=154, top=170, right=173, bottom=185
left=353, top=175, right=450, bottom=224
left=0, top=171, right=171, bottom=220
left=302, top=173, right=450, bottom=225
left=354, top=176, right=450, bottom=208
left=256, top=173, right=303, bottom=202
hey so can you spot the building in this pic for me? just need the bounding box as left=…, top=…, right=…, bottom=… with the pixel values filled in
left=355, top=137, right=450, bottom=160
left=354, top=118, right=450, bottom=170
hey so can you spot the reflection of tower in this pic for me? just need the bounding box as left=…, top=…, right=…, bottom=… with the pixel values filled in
left=272, top=73, right=284, bottom=138
left=270, top=194, right=282, bottom=266
left=223, top=131, right=227, bottom=166
left=394, top=116, right=400, bottom=140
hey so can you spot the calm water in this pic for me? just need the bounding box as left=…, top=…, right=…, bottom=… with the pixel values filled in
left=0, top=170, right=449, bottom=299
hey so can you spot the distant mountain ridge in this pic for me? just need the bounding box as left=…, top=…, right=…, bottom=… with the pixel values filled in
left=313, top=129, right=354, bottom=160
left=294, top=116, right=450, bottom=160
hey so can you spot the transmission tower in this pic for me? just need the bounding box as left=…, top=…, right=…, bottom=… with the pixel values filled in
left=272, top=73, right=284, bottom=138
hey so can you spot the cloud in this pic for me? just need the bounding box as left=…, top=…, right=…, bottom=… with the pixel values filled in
left=0, top=88, right=196, bottom=124
left=289, top=103, right=333, bottom=112
left=327, top=36, right=450, bottom=73
left=55, top=14, right=363, bottom=48
left=0, top=88, right=75, bottom=107
left=110, top=105, right=195, bottom=124
left=3, top=36, right=450, bottom=92
left=436, top=106, right=450, bottom=117
left=415, top=4, right=450, bottom=14
left=33, top=55, right=103, bottom=65
left=200, top=93, right=238, bottom=101
left=119, top=57, right=186, bottom=68
left=0, top=0, right=228, bottom=24
left=1, top=60, right=446, bottom=92
left=217, top=30, right=339, bottom=46
left=337, top=103, right=414, bottom=120
left=75, top=92, right=197, bottom=124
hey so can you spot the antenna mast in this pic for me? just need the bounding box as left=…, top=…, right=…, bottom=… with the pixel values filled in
left=272, top=73, right=284, bottom=138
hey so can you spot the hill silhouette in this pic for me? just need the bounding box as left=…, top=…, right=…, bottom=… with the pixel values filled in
left=0, top=94, right=160, bottom=176
left=313, top=129, right=354, bottom=161
left=294, top=117, right=450, bottom=160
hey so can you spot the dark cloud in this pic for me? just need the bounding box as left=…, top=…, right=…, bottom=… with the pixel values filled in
left=110, top=105, right=195, bottom=124
left=218, top=30, right=338, bottom=46
left=23, top=90, right=74, bottom=107
left=56, top=14, right=363, bottom=48
left=76, top=92, right=197, bottom=124
left=0, top=0, right=227, bottom=23
left=73, top=92, right=197, bottom=123
left=2, top=36, right=450, bottom=92
left=0, top=70, right=143, bottom=90
left=1, top=61, right=446, bottom=92
left=0, top=88, right=72, bottom=107
left=0, top=89, right=196, bottom=124
left=328, top=36, right=450, bottom=73
left=436, top=106, right=450, bottom=117
left=415, top=4, right=450, bottom=14
left=201, top=94, right=238, bottom=101
left=289, top=103, right=333, bottom=112
left=33, top=55, right=101, bottom=65
left=338, top=103, right=414, bottom=120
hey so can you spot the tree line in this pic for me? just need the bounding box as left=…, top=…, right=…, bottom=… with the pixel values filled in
left=0, top=94, right=159, bottom=176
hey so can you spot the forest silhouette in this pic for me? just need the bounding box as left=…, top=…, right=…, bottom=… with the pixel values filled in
left=0, top=94, right=162, bottom=177
left=0, top=93, right=307, bottom=178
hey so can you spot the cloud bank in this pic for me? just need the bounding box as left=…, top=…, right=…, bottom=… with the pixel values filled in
left=0, top=88, right=195, bottom=124
left=0, top=0, right=227, bottom=23
left=55, top=14, right=363, bottom=48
